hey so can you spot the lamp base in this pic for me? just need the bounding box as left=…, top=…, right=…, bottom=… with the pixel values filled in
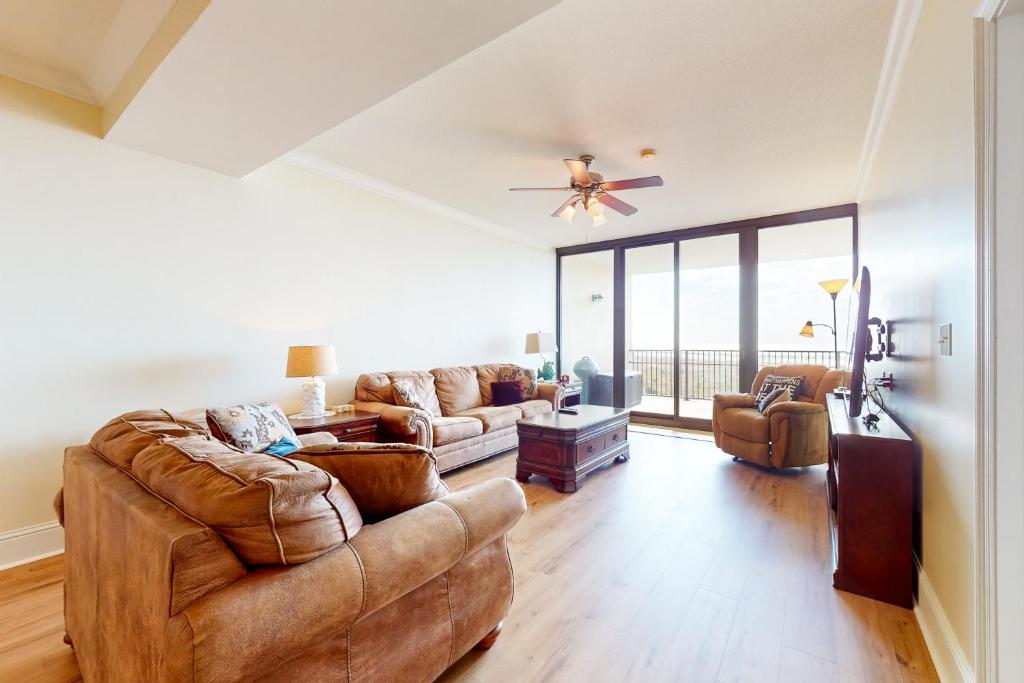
left=299, top=377, right=328, bottom=418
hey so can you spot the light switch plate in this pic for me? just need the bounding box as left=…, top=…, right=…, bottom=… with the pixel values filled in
left=939, top=323, right=952, bottom=356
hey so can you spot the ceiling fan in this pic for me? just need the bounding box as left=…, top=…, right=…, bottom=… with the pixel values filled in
left=509, top=154, right=663, bottom=226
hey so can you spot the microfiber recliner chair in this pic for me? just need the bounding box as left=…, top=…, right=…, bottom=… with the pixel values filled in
left=712, top=364, right=849, bottom=469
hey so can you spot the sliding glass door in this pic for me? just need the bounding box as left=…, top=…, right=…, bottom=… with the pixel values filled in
left=557, top=205, right=857, bottom=431
left=677, top=234, right=740, bottom=423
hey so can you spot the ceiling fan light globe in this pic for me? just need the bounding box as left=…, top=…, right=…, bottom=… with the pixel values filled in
left=559, top=204, right=576, bottom=223
left=587, top=200, right=604, bottom=218
left=592, top=213, right=607, bottom=226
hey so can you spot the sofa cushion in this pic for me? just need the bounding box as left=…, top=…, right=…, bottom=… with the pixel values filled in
left=90, top=410, right=208, bottom=470
left=432, top=415, right=484, bottom=445
left=355, top=372, right=395, bottom=404
left=474, top=363, right=505, bottom=405
left=131, top=434, right=361, bottom=565
left=206, top=402, right=298, bottom=453
left=499, top=365, right=538, bottom=400
left=515, top=399, right=553, bottom=419
left=291, top=443, right=449, bottom=520
left=453, top=405, right=521, bottom=432
left=431, top=366, right=484, bottom=415
left=386, top=371, right=442, bottom=417
left=717, top=407, right=770, bottom=443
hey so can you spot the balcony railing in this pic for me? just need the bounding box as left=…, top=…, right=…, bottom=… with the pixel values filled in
left=629, top=349, right=848, bottom=401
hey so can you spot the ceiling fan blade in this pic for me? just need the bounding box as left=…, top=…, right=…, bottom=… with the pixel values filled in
left=551, top=195, right=580, bottom=218
left=597, top=193, right=638, bottom=216
left=564, top=159, right=593, bottom=186
left=599, top=176, right=663, bottom=191
left=508, top=187, right=572, bottom=191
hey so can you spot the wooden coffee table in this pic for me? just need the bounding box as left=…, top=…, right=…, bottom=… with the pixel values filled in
left=516, top=405, right=630, bottom=493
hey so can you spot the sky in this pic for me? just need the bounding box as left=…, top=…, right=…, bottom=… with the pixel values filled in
left=629, top=254, right=855, bottom=352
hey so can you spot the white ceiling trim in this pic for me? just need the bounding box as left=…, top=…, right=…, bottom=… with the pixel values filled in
left=281, top=151, right=553, bottom=253
left=854, top=0, right=924, bottom=202
left=0, top=47, right=98, bottom=104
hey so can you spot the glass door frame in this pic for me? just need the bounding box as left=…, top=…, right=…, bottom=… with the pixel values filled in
left=555, top=203, right=859, bottom=431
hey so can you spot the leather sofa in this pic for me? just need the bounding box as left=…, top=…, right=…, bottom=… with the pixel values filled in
left=712, top=364, right=849, bottom=469
left=57, top=410, right=526, bottom=682
left=353, top=364, right=563, bottom=472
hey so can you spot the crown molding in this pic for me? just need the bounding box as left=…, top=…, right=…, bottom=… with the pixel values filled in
left=280, top=151, right=553, bottom=253
left=854, top=0, right=924, bottom=202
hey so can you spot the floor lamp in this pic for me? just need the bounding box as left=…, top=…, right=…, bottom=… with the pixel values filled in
left=799, top=278, right=849, bottom=368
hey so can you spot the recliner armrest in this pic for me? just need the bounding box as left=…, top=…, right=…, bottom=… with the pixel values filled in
left=763, top=401, right=824, bottom=418
left=535, top=382, right=563, bottom=407
left=713, top=393, right=757, bottom=410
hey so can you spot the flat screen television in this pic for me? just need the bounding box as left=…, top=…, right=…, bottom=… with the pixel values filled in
left=847, top=265, right=871, bottom=417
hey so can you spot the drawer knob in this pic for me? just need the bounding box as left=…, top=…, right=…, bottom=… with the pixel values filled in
left=588, top=445, right=595, bottom=453
left=612, top=433, right=620, bottom=441
left=343, top=428, right=352, bottom=433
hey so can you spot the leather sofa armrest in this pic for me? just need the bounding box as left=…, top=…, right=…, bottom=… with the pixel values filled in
left=535, top=383, right=563, bottom=407
left=296, top=431, right=338, bottom=448
left=167, top=478, right=526, bottom=682
left=352, top=400, right=433, bottom=449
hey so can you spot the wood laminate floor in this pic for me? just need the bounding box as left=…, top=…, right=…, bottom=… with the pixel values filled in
left=0, top=430, right=937, bottom=682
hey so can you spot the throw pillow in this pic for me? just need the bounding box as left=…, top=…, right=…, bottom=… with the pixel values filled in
left=755, top=374, right=805, bottom=403
left=206, top=402, right=298, bottom=453
left=757, top=386, right=792, bottom=414
left=499, top=366, right=538, bottom=400
left=264, top=436, right=302, bottom=456
left=392, top=378, right=429, bottom=412
left=491, top=380, right=524, bottom=406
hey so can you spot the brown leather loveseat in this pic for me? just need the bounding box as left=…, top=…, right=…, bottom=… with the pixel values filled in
left=57, top=410, right=525, bottom=682
left=712, top=364, right=850, bottom=469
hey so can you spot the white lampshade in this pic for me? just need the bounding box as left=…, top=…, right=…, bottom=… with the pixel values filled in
left=286, top=345, right=338, bottom=377
left=524, top=332, right=557, bottom=354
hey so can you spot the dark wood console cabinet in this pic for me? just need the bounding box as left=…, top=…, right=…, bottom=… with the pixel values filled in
left=825, top=394, right=914, bottom=609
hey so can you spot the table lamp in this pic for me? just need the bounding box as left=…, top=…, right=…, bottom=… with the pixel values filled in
left=525, top=332, right=558, bottom=380
left=286, top=345, right=338, bottom=418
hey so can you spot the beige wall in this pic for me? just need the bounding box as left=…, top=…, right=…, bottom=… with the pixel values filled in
left=857, top=0, right=977, bottom=667
left=0, top=76, right=554, bottom=539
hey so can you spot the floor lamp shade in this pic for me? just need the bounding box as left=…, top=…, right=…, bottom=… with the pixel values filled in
left=286, top=345, right=337, bottom=418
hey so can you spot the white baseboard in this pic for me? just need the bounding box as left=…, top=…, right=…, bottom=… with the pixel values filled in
left=0, top=521, right=64, bottom=571
left=915, top=557, right=975, bottom=683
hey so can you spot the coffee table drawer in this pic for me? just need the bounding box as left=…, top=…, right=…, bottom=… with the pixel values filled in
left=576, top=433, right=606, bottom=464
left=606, top=425, right=627, bottom=450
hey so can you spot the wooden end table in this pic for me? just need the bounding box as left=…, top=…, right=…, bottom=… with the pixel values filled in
left=515, top=405, right=630, bottom=493
left=289, top=410, right=380, bottom=443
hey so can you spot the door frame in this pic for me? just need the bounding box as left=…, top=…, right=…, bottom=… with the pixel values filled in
left=555, top=203, right=859, bottom=430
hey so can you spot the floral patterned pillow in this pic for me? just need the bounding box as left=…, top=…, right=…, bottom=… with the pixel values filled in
left=206, top=402, right=298, bottom=453
left=392, top=378, right=429, bottom=412
left=498, top=366, right=537, bottom=401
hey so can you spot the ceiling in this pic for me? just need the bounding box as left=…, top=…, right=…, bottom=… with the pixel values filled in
left=0, top=0, right=895, bottom=249
left=0, top=0, right=173, bottom=104
left=302, top=0, right=895, bottom=247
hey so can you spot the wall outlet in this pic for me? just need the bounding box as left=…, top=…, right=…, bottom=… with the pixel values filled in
left=938, top=323, right=952, bottom=356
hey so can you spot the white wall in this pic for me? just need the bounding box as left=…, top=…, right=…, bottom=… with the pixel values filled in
left=994, top=5, right=1024, bottom=680
left=0, top=76, right=554, bottom=555
left=856, top=0, right=977, bottom=675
